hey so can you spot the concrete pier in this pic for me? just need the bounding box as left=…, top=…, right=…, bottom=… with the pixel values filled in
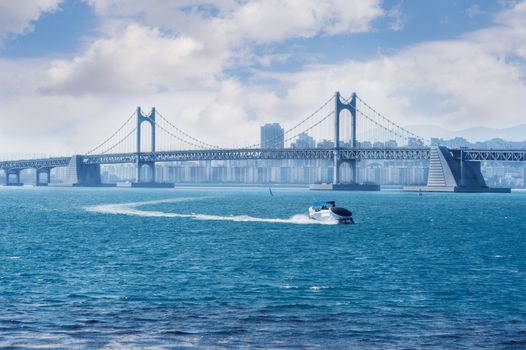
left=117, top=181, right=174, bottom=188
left=60, top=155, right=102, bottom=186
left=4, top=170, right=23, bottom=186
left=310, top=183, right=380, bottom=191
left=404, top=146, right=511, bottom=193
left=404, top=185, right=510, bottom=193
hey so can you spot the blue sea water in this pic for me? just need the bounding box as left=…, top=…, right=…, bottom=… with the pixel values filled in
left=0, top=186, right=525, bottom=349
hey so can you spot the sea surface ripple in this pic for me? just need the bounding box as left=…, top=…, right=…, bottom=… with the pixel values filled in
left=0, top=187, right=525, bottom=349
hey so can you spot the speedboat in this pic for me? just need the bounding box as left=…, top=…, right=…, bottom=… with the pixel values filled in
left=308, top=201, right=354, bottom=224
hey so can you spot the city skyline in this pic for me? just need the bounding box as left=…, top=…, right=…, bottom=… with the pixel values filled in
left=3, top=115, right=525, bottom=188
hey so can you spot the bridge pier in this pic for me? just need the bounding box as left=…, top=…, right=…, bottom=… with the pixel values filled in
left=35, top=168, right=51, bottom=186
left=136, top=161, right=156, bottom=183
left=343, top=159, right=358, bottom=184
left=123, top=161, right=171, bottom=188
left=60, top=155, right=102, bottom=186
left=4, top=169, right=23, bottom=186
left=333, top=151, right=341, bottom=185
left=405, top=146, right=510, bottom=193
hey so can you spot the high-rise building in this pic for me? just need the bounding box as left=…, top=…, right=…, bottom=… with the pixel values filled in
left=260, top=123, right=284, bottom=149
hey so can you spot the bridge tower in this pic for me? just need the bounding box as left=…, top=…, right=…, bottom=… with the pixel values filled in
left=136, top=107, right=156, bottom=183
left=333, top=91, right=357, bottom=184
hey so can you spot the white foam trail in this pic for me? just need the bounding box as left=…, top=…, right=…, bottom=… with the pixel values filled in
left=309, top=286, right=331, bottom=291
left=281, top=285, right=299, bottom=289
left=86, top=198, right=337, bottom=225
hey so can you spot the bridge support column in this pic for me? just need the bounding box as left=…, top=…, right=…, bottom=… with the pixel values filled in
left=137, top=162, right=156, bottom=183
left=62, top=155, right=102, bottom=186
left=35, top=168, right=51, bottom=186
left=333, top=151, right=340, bottom=185
left=5, top=169, right=23, bottom=186
left=404, top=146, right=510, bottom=193
left=348, top=159, right=357, bottom=183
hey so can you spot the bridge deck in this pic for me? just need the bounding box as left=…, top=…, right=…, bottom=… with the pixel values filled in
left=1, top=148, right=526, bottom=171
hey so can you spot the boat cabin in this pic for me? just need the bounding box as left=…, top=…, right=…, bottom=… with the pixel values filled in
left=311, top=201, right=336, bottom=211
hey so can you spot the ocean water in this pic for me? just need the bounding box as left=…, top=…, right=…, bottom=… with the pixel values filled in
left=0, top=186, right=525, bottom=349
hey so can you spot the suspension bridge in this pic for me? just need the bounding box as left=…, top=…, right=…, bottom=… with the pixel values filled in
left=1, top=91, right=525, bottom=192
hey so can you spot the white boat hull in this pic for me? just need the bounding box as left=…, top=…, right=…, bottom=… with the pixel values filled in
left=308, top=207, right=354, bottom=224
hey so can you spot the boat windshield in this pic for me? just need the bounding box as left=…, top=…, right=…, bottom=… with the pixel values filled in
left=312, top=201, right=336, bottom=208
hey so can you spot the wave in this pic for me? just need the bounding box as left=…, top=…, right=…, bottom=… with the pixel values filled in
left=309, top=286, right=331, bottom=291
left=86, top=198, right=337, bottom=225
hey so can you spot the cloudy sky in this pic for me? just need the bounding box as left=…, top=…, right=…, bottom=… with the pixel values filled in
left=1, top=0, right=526, bottom=154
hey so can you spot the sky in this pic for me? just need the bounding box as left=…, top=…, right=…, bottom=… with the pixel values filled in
left=1, top=0, right=526, bottom=155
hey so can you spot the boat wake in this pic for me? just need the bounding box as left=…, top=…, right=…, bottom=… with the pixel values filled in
left=86, top=198, right=337, bottom=225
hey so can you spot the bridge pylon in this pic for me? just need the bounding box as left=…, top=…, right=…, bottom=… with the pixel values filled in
left=333, top=91, right=357, bottom=185
left=136, top=106, right=156, bottom=183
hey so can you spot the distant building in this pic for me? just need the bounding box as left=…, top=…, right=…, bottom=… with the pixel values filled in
left=358, top=141, right=372, bottom=148
left=407, top=137, right=424, bottom=148
left=317, top=139, right=335, bottom=149
left=260, top=123, right=284, bottom=149
left=340, top=141, right=353, bottom=148
left=291, top=132, right=316, bottom=149
left=385, top=140, right=398, bottom=148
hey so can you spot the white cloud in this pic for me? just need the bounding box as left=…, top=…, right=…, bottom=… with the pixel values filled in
left=87, top=0, right=384, bottom=42
left=469, top=1, right=526, bottom=59
left=0, top=0, right=61, bottom=42
left=261, top=1, right=526, bottom=132
left=272, top=39, right=526, bottom=131
left=257, top=53, right=291, bottom=67
left=386, top=3, right=406, bottom=31
left=0, top=0, right=387, bottom=153
left=82, top=0, right=385, bottom=86
left=3, top=0, right=526, bottom=154
left=226, top=0, right=383, bottom=40
left=10, top=0, right=385, bottom=98
left=42, top=24, right=217, bottom=95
